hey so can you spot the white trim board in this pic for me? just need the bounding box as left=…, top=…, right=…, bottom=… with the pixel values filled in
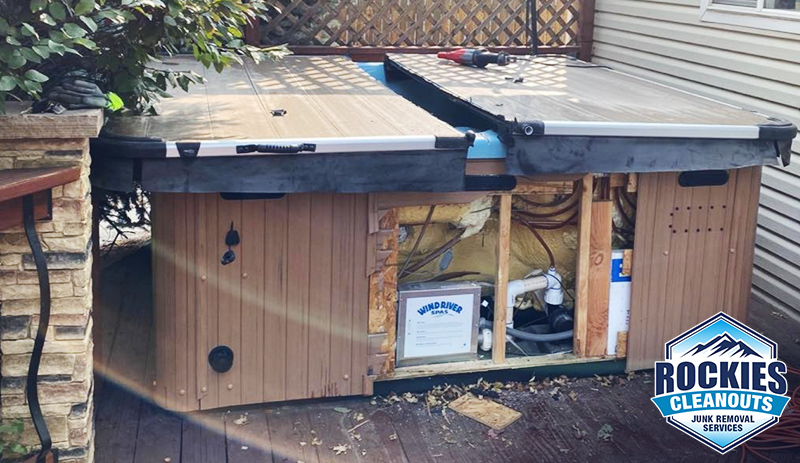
left=700, top=0, right=800, bottom=34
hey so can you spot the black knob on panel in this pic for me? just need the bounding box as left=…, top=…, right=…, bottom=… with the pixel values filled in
left=208, top=345, right=234, bottom=373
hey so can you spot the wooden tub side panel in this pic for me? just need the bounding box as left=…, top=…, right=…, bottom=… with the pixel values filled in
left=152, top=193, right=371, bottom=411
left=626, top=167, right=762, bottom=371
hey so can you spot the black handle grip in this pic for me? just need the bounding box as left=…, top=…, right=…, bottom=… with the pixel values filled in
left=236, top=143, right=317, bottom=154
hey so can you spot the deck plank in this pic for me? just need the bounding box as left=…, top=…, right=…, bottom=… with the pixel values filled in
left=305, top=406, right=361, bottom=463
left=267, top=407, right=322, bottom=463
left=132, top=402, right=182, bottom=463
left=181, top=413, right=227, bottom=463
left=226, top=409, right=275, bottom=463
left=95, top=251, right=153, bottom=463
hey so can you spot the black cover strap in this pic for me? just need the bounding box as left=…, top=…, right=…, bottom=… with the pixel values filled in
left=23, top=195, right=55, bottom=463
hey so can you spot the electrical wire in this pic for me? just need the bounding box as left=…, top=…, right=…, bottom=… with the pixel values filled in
left=403, top=230, right=465, bottom=275
left=512, top=198, right=579, bottom=219
left=517, top=209, right=580, bottom=229
left=399, top=205, right=435, bottom=278
left=614, top=187, right=636, bottom=229
left=515, top=191, right=576, bottom=208
left=739, top=367, right=800, bottom=462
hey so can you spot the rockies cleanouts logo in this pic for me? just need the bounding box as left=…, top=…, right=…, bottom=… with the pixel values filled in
left=652, top=312, right=790, bottom=454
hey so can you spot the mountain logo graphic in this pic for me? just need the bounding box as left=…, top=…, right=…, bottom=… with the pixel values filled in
left=652, top=312, right=789, bottom=454
left=681, top=333, right=762, bottom=359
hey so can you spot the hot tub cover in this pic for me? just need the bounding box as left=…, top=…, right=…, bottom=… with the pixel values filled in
left=385, top=54, right=796, bottom=175
left=92, top=56, right=472, bottom=193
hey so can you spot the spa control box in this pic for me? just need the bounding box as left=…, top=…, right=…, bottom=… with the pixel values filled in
left=396, top=282, right=481, bottom=367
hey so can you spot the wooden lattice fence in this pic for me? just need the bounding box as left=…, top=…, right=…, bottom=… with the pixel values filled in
left=258, top=0, right=581, bottom=50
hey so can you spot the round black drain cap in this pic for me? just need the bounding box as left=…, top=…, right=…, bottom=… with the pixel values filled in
left=208, top=345, right=234, bottom=373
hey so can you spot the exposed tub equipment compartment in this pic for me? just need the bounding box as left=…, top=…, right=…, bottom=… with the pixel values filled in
left=397, top=282, right=481, bottom=367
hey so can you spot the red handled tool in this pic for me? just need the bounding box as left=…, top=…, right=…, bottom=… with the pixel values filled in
left=437, top=48, right=516, bottom=68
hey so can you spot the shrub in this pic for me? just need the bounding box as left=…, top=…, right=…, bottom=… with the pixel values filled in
left=0, top=0, right=288, bottom=113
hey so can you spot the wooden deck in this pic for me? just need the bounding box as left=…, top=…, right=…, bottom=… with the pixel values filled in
left=95, top=248, right=800, bottom=463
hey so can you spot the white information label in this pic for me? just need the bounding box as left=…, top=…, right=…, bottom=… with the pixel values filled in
left=402, top=293, right=476, bottom=359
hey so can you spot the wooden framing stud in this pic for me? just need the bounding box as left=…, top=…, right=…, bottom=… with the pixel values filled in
left=627, top=173, right=639, bottom=193
left=492, top=194, right=512, bottom=364
left=573, top=174, right=594, bottom=356
left=586, top=200, right=613, bottom=356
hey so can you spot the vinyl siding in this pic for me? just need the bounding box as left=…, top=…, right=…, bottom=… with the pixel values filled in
left=592, top=0, right=800, bottom=319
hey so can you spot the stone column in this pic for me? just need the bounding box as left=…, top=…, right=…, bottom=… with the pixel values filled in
left=0, top=108, right=103, bottom=463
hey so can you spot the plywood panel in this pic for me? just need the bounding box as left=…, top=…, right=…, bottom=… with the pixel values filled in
left=626, top=168, right=762, bottom=371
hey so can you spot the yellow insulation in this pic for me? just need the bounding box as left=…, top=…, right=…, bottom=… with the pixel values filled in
left=397, top=196, right=578, bottom=291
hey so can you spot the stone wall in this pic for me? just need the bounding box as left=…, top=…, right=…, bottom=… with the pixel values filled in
left=0, top=108, right=102, bottom=463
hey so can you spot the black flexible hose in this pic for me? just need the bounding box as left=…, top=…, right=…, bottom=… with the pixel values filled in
left=481, top=319, right=574, bottom=342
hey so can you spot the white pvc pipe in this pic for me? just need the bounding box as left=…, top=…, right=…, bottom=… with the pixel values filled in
left=505, top=267, right=564, bottom=330
left=506, top=276, right=548, bottom=329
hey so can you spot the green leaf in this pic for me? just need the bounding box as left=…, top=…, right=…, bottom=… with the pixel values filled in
left=0, top=17, right=9, bottom=35
left=20, top=48, right=42, bottom=63
left=30, top=0, right=48, bottom=12
left=7, top=54, right=26, bottom=69
left=0, top=76, right=16, bottom=91
left=6, top=36, right=21, bottom=46
left=79, top=16, right=97, bottom=32
left=49, top=30, right=67, bottom=42
left=72, top=38, right=96, bottom=49
left=74, top=0, right=95, bottom=16
left=32, top=45, right=51, bottom=59
left=38, top=13, right=57, bottom=26
left=63, top=22, right=87, bottom=38
left=47, top=39, right=66, bottom=55
left=163, top=15, right=176, bottom=26
left=25, top=70, right=49, bottom=83
left=49, top=2, right=67, bottom=21
left=21, top=23, right=39, bottom=39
